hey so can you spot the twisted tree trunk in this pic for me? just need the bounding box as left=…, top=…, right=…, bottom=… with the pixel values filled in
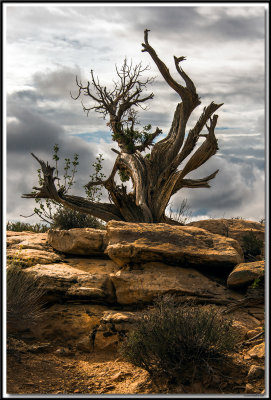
left=22, top=30, right=223, bottom=224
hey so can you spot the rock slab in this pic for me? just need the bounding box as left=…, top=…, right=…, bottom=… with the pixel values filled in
left=105, top=220, right=244, bottom=269
left=188, top=219, right=265, bottom=255
left=48, top=228, right=108, bottom=255
left=110, top=261, right=243, bottom=305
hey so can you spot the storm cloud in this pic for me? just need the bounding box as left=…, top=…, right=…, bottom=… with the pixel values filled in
left=4, top=4, right=266, bottom=224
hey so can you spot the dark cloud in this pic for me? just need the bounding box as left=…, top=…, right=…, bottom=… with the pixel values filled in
left=32, top=66, right=81, bottom=99
left=115, top=6, right=265, bottom=42
left=5, top=4, right=265, bottom=223
left=170, top=155, right=264, bottom=220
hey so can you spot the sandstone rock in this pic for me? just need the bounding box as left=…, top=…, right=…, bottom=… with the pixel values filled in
left=228, top=309, right=262, bottom=331
left=247, top=306, right=265, bottom=323
left=76, top=336, right=92, bottom=352
left=6, top=232, right=49, bottom=250
left=188, top=219, right=265, bottom=255
left=106, top=221, right=243, bottom=269
left=33, top=303, right=107, bottom=343
left=245, top=383, right=259, bottom=394
left=227, top=261, right=264, bottom=288
left=245, top=327, right=263, bottom=340
left=247, top=342, right=265, bottom=359
left=47, top=228, right=108, bottom=255
left=7, top=248, right=63, bottom=267
left=94, top=329, right=119, bottom=350
left=110, top=261, right=243, bottom=305
left=247, top=365, right=265, bottom=379
left=100, top=310, right=142, bottom=335
left=23, top=261, right=117, bottom=303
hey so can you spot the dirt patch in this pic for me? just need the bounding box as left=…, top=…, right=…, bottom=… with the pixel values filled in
left=6, top=336, right=265, bottom=395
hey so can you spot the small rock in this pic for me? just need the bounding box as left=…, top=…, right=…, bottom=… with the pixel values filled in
left=247, top=365, right=265, bottom=379
left=245, top=327, right=263, bottom=340
left=247, top=342, right=265, bottom=359
left=245, top=383, right=257, bottom=394
left=55, top=347, right=75, bottom=356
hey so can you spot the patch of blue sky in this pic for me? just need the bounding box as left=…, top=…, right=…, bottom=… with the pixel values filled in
left=73, top=131, right=112, bottom=143
left=193, top=208, right=208, bottom=217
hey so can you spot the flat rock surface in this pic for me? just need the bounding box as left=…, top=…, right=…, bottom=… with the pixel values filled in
left=106, top=221, right=244, bottom=269
left=188, top=219, right=265, bottom=254
left=110, top=261, right=243, bottom=305
left=23, top=262, right=117, bottom=303
left=48, top=228, right=108, bottom=255
left=227, top=261, right=265, bottom=288
left=7, top=248, right=63, bottom=267
left=6, top=232, right=50, bottom=250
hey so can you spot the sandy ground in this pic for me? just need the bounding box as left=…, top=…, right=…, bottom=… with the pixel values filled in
left=6, top=336, right=265, bottom=395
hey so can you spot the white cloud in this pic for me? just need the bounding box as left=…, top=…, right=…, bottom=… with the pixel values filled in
left=4, top=4, right=266, bottom=224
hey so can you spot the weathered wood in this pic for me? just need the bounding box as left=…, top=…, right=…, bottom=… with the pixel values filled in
left=23, top=30, right=222, bottom=224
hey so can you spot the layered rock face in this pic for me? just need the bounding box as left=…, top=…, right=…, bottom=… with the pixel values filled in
left=105, top=221, right=244, bottom=269
left=6, top=219, right=265, bottom=351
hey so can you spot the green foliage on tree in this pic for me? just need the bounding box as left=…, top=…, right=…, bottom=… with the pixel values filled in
left=25, top=144, right=105, bottom=229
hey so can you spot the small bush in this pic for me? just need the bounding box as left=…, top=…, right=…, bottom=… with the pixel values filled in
left=119, top=295, right=239, bottom=381
left=6, top=221, right=49, bottom=233
left=242, top=230, right=264, bottom=261
left=50, top=208, right=105, bottom=230
left=7, top=265, right=46, bottom=334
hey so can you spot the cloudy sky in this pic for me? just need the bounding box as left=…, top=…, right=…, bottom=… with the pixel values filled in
left=4, top=3, right=267, bottom=225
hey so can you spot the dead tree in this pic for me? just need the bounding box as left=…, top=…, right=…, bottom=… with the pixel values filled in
left=22, top=30, right=223, bottom=224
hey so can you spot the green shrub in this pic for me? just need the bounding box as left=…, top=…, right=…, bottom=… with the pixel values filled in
left=119, top=295, right=239, bottom=381
left=29, top=144, right=105, bottom=229
left=7, top=265, right=46, bottom=334
left=242, top=230, right=264, bottom=261
left=6, top=221, right=49, bottom=233
left=50, top=208, right=105, bottom=230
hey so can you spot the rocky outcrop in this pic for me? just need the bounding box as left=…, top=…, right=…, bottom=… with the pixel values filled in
left=7, top=248, right=63, bottom=267
left=23, top=259, right=118, bottom=304
left=109, top=261, right=243, bottom=305
left=6, top=231, right=63, bottom=267
left=227, top=261, right=264, bottom=288
left=105, top=221, right=244, bottom=269
left=6, top=232, right=49, bottom=250
left=48, top=228, right=108, bottom=256
left=188, top=219, right=265, bottom=255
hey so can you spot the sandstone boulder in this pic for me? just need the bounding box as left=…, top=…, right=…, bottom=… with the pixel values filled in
left=47, top=228, right=108, bottom=255
left=6, top=232, right=49, bottom=250
left=23, top=260, right=117, bottom=303
left=247, top=342, right=265, bottom=359
left=110, top=261, right=243, bottom=305
left=105, top=221, right=243, bottom=269
left=188, top=219, right=265, bottom=256
left=7, top=248, right=63, bottom=267
left=227, top=261, right=264, bottom=288
left=32, top=303, right=107, bottom=343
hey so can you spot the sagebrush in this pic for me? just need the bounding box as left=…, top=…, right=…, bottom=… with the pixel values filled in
left=7, top=265, right=46, bottom=334
left=119, top=295, right=239, bottom=381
